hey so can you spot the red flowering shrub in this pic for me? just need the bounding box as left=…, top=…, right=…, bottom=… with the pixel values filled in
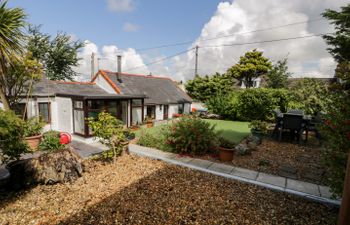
left=164, top=116, right=219, bottom=155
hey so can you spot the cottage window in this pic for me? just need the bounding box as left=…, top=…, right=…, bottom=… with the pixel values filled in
left=38, top=102, right=51, bottom=123
left=146, top=106, right=156, bottom=119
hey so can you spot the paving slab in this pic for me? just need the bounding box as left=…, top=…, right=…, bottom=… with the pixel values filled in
left=170, top=156, right=194, bottom=163
left=257, top=172, right=286, bottom=188
left=70, top=141, right=106, bottom=159
left=208, top=163, right=234, bottom=174
left=188, top=158, right=213, bottom=169
left=319, top=185, right=332, bottom=199
left=231, top=167, right=258, bottom=180
left=286, top=179, right=320, bottom=196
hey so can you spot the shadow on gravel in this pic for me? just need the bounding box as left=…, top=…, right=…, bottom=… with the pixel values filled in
left=57, top=164, right=338, bottom=225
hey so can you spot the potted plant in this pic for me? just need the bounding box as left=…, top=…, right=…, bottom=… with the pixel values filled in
left=218, top=137, right=236, bottom=161
left=249, top=120, right=269, bottom=138
left=145, top=116, right=154, bottom=128
left=23, top=117, right=44, bottom=151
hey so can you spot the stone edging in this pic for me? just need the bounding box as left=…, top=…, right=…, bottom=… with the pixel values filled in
left=128, top=144, right=341, bottom=206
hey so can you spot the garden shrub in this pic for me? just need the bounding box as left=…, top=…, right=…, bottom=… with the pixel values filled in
left=39, top=130, right=65, bottom=152
left=206, top=91, right=239, bottom=120
left=137, top=128, right=171, bottom=152
left=236, top=88, right=290, bottom=121
left=164, top=116, right=218, bottom=155
left=0, top=110, right=28, bottom=162
left=320, top=91, right=350, bottom=197
left=289, top=78, right=331, bottom=115
left=88, top=112, right=128, bottom=162
left=23, top=116, right=45, bottom=137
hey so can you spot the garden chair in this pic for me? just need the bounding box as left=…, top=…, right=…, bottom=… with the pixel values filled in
left=307, top=111, right=324, bottom=143
left=278, top=113, right=305, bottom=143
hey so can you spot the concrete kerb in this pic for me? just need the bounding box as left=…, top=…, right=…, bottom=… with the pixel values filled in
left=128, top=144, right=341, bottom=206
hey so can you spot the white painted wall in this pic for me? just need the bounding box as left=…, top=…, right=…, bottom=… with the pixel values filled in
left=155, top=105, right=163, bottom=121
left=56, top=97, right=73, bottom=133
left=168, top=104, right=178, bottom=119
left=94, top=74, right=116, bottom=93
left=184, top=103, right=191, bottom=114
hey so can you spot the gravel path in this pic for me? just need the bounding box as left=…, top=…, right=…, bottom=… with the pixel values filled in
left=0, top=155, right=338, bottom=224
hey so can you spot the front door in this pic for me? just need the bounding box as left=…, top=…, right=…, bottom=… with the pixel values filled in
left=163, top=105, right=169, bottom=120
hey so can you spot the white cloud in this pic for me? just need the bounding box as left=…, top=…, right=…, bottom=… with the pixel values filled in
left=107, top=0, right=134, bottom=12
left=168, top=0, right=348, bottom=81
left=76, top=0, right=348, bottom=82
left=73, top=40, right=149, bottom=82
left=123, top=22, right=139, bottom=32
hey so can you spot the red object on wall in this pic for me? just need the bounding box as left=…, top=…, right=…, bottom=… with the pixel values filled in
left=60, top=132, right=72, bottom=145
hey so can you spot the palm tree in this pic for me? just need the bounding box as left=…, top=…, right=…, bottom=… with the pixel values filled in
left=0, top=1, right=26, bottom=110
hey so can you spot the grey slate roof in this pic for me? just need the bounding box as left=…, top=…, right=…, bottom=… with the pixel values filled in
left=31, top=78, right=145, bottom=99
left=104, top=71, right=192, bottom=105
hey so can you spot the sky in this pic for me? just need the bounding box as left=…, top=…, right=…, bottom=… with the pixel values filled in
left=8, top=0, right=349, bottom=82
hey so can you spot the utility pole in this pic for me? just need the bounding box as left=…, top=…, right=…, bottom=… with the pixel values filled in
left=91, top=52, right=95, bottom=79
left=194, top=45, right=199, bottom=76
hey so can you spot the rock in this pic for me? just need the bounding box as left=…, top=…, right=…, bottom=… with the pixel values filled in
left=246, top=135, right=262, bottom=145
left=247, top=141, right=258, bottom=151
left=235, top=144, right=251, bottom=156
left=7, top=147, right=84, bottom=190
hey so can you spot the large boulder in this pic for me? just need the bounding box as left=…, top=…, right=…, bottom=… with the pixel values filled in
left=7, top=147, right=84, bottom=190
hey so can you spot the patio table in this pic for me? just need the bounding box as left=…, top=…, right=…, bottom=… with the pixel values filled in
left=274, top=113, right=312, bottom=142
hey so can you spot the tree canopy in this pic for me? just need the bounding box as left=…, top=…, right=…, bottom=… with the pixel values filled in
left=185, top=73, right=236, bottom=102
left=266, top=58, right=292, bottom=89
left=227, top=49, right=272, bottom=88
left=27, top=26, right=84, bottom=81
left=322, top=4, right=350, bottom=63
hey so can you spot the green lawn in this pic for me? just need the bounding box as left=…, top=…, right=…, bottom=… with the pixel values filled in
left=134, top=119, right=250, bottom=143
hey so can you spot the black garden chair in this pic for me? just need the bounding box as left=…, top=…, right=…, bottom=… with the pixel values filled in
left=278, top=113, right=305, bottom=143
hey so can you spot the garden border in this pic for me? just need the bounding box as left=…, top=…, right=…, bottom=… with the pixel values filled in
left=128, top=143, right=341, bottom=206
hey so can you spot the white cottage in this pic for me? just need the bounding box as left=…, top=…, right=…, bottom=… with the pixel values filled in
left=9, top=70, right=192, bottom=139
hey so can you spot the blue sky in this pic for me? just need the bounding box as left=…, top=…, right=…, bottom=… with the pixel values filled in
left=9, top=0, right=222, bottom=55
left=7, top=0, right=348, bottom=81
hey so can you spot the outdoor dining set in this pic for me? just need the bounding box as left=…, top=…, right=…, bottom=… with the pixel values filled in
left=272, top=109, right=323, bottom=143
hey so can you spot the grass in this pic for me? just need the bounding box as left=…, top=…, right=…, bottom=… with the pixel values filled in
left=133, top=119, right=250, bottom=143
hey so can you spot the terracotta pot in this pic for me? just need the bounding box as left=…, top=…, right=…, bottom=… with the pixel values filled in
left=147, top=122, right=153, bottom=128
left=24, top=134, right=42, bottom=151
left=218, top=146, right=234, bottom=162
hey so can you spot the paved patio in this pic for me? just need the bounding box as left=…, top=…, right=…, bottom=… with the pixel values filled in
left=128, top=143, right=341, bottom=206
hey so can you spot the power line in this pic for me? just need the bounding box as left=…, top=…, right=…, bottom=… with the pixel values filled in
left=135, top=18, right=325, bottom=51
left=123, top=47, right=195, bottom=72
left=201, top=33, right=332, bottom=48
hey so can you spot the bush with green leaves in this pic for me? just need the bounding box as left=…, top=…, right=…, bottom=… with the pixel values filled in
left=164, top=116, right=218, bottom=155
left=218, top=137, right=236, bottom=149
left=23, top=116, right=45, bottom=137
left=88, top=112, right=128, bottom=162
left=289, top=78, right=331, bottom=115
left=206, top=92, right=239, bottom=120
left=0, top=110, right=28, bottom=162
left=236, top=88, right=290, bottom=121
left=39, top=130, right=65, bottom=152
left=137, top=128, right=171, bottom=152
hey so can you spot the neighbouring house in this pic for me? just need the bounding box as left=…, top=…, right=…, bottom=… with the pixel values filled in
left=5, top=70, right=192, bottom=139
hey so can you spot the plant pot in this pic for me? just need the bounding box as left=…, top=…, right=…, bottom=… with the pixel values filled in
left=24, top=134, right=42, bottom=151
left=146, top=122, right=153, bottom=128
left=218, top=146, right=234, bottom=162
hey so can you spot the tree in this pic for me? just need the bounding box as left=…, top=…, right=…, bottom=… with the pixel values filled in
left=319, top=3, right=350, bottom=197
left=266, top=58, right=291, bottom=88
left=5, top=53, right=42, bottom=109
left=227, top=49, right=272, bottom=88
left=0, top=1, right=27, bottom=110
left=322, top=4, right=350, bottom=63
left=27, top=26, right=84, bottom=81
left=185, top=73, right=236, bottom=102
